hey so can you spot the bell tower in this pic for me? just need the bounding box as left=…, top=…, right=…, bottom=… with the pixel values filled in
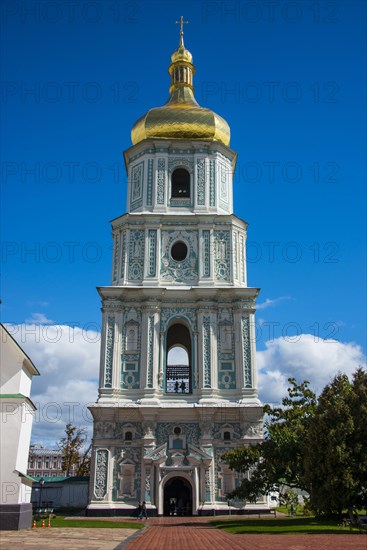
left=88, top=21, right=268, bottom=516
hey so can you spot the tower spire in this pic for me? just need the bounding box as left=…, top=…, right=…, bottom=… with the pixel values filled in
left=175, top=15, right=189, bottom=48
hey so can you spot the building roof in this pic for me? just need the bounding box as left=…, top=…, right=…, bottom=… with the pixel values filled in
left=0, top=323, right=40, bottom=376
left=32, top=476, right=90, bottom=483
left=30, top=446, right=63, bottom=457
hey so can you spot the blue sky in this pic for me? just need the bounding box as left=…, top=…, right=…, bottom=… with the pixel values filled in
left=1, top=1, right=366, bottom=444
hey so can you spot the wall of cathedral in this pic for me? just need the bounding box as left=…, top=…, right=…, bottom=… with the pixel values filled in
left=124, top=140, right=236, bottom=216
left=88, top=408, right=266, bottom=514
left=111, top=220, right=248, bottom=288
left=97, top=297, right=258, bottom=403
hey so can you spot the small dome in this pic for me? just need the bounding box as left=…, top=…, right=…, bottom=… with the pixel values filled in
left=171, top=45, right=193, bottom=64
left=131, top=33, right=230, bottom=147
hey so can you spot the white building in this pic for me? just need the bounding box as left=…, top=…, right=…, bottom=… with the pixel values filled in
left=0, top=324, right=40, bottom=529
left=88, top=25, right=267, bottom=516
left=27, top=444, right=64, bottom=478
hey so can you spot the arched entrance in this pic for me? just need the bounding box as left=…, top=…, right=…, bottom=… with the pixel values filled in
left=163, top=476, right=193, bottom=516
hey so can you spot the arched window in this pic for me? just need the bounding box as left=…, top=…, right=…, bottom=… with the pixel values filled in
left=124, top=431, right=133, bottom=441
left=166, top=323, right=192, bottom=394
left=171, top=168, right=190, bottom=198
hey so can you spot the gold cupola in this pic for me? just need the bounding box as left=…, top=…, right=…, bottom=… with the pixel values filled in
left=131, top=18, right=230, bottom=147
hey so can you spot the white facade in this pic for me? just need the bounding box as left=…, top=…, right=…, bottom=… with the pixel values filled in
left=88, top=39, right=267, bottom=517
left=0, top=324, right=40, bottom=529
left=27, top=445, right=64, bottom=478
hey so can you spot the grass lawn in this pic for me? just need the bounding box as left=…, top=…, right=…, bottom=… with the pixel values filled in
left=211, top=517, right=364, bottom=535
left=33, top=517, right=144, bottom=529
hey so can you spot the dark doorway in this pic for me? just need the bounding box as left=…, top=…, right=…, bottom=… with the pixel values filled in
left=163, top=477, right=193, bottom=516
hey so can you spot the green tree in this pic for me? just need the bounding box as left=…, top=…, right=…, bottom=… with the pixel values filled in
left=304, top=368, right=367, bottom=515
left=223, top=369, right=367, bottom=516
left=282, top=488, right=299, bottom=514
left=223, top=379, right=317, bottom=502
left=58, top=423, right=91, bottom=476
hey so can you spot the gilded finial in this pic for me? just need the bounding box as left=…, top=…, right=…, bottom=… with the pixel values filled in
left=175, top=15, right=189, bottom=47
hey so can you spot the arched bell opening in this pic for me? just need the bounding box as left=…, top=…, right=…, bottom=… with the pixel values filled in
left=171, top=168, right=190, bottom=198
left=165, top=323, right=192, bottom=394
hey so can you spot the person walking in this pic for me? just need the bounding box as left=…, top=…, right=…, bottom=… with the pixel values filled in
left=138, top=500, right=148, bottom=520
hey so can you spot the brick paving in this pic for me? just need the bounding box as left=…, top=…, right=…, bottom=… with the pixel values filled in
left=124, top=516, right=367, bottom=550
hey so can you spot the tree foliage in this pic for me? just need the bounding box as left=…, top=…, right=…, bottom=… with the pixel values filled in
left=304, top=368, right=367, bottom=514
left=223, top=379, right=316, bottom=502
left=58, top=423, right=91, bottom=476
left=223, top=369, right=367, bottom=515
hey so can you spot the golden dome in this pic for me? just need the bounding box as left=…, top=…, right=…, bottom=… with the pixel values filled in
left=131, top=24, right=230, bottom=147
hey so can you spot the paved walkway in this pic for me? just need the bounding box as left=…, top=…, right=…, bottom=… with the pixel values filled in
left=0, top=526, right=136, bottom=550
left=124, top=516, right=367, bottom=550
left=1, top=516, right=366, bottom=550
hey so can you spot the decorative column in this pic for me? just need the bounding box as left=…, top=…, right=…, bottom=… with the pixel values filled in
left=158, top=332, right=164, bottom=392
left=93, top=449, right=109, bottom=500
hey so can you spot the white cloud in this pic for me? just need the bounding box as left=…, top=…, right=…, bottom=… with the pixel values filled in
left=5, top=323, right=100, bottom=446
left=257, top=334, right=366, bottom=404
left=25, top=312, right=54, bottom=324
left=257, top=296, right=291, bottom=310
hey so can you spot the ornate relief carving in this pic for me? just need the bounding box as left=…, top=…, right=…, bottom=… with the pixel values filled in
left=213, top=423, right=241, bottom=439
left=168, top=158, right=194, bottom=172
left=196, top=159, right=205, bottom=205
left=149, top=446, right=167, bottom=461
left=214, top=230, right=231, bottom=281
left=205, top=468, right=212, bottom=501
left=156, top=422, right=201, bottom=446
left=121, top=308, right=141, bottom=389
left=142, top=420, right=156, bottom=438
left=128, top=230, right=145, bottom=281
left=160, top=230, right=198, bottom=284
left=146, top=315, right=154, bottom=388
left=160, top=307, right=197, bottom=331
left=125, top=321, right=139, bottom=353
left=157, top=158, right=166, bottom=204
left=219, top=163, right=228, bottom=201
left=148, top=230, right=157, bottom=277
left=209, top=159, right=215, bottom=206
left=114, top=422, right=143, bottom=439
left=105, top=316, right=114, bottom=388
left=243, top=421, right=263, bottom=437
left=113, top=447, right=142, bottom=501
left=203, top=316, right=211, bottom=388
left=215, top=447, right=231, bottom=501
left=113, top=233, right=120, bottom=282
left=120, top=231, right=126, bottom=280
left=94, top=421, right=115, bottom=438
left=240, top=234, right=246, bottom=284
left=130, top=162, right=143, bottom=209
left=146, top=159, right=153, bottom=206
left=145, top=467, right=151, bottom=500
left=241, top=315, right=252, bottom=388
left=233, top=231, right=238, bottom=280
left=202, top=230, right=210, bottom=277
left=218, top=366, right=236, bottom=390
left=94, top=449, right=108, bottom=499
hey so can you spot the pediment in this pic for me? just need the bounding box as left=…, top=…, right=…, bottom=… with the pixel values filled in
left=144, top=441, right=212, bottom=465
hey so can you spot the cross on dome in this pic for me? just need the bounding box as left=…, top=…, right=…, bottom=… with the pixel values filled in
left=175, top=16, right=189, bottom=46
